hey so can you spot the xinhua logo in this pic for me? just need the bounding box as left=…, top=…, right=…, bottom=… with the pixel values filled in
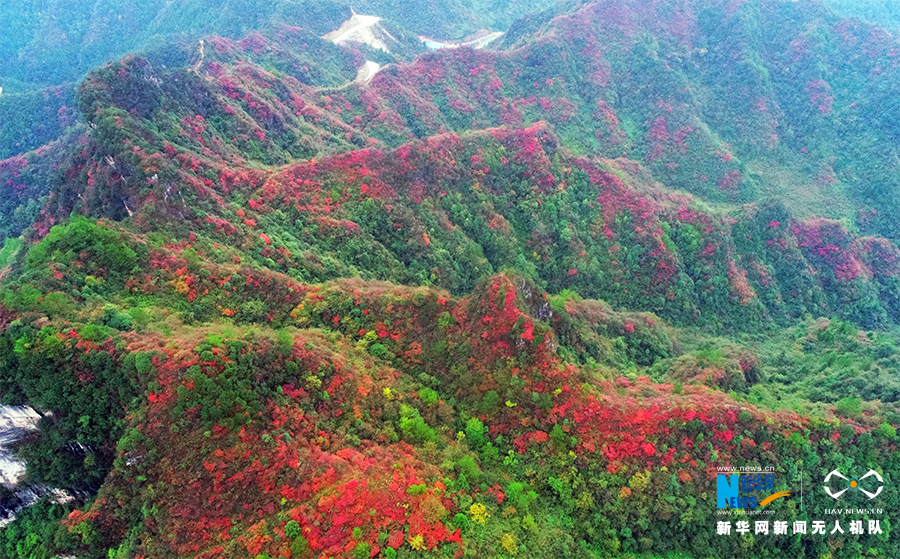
left=717, top=473, right=791, bottom=509
left=824, top=470, right=883, bottom=500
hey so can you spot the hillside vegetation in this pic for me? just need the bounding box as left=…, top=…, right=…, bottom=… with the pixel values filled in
left=0, top=0, right=899, bottom=558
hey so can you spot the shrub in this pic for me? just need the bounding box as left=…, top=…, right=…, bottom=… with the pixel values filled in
left=408, top=534, right=426, bottom=550
left=836, top=397, right=861, bottom=416
left=290, top=536, right=310, bottom=557
left=78, top=323, right=116, bottom=343
left=102, top=304, right=134, bottom=331
left=353, top=542, right=370, bottom=558
left=25, top=217, right=139, bottom=285
left=465, top=417, right=485, bottom=447
left=457, top=455, right=482, bottom=482
left=134, top=352, right=155, bottom=377
left=406, top=483, right=427, bottom=496
left=239, top=300, right=268, bottom=322
left=438, top=311, right=455, bottom=329
left=368, top=342, right=390, bottom=359
left=39, top=292, right=76, bottom=316
left=501, top=533, right=518, bottom=554
left=419, top=388, right=438, bottom=406
left=480, top=390, right=500, bottom=413
left=469, top=503, right=490, bottom=524
left=399, top=405, right=436, bottom=443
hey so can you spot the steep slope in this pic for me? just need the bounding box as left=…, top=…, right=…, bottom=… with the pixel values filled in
left=824, top=0, right=900, bottom=31
left=0, top=200, right=895, bottom=555
left=0, top=0, right=556, bottom=158
left=2, top=0, right=900, bottom=558
left=1, top=242, right=897, bottom=557
left=14, top=0, right=897, bottom=235
left=7, top=75, right=900, bottom=331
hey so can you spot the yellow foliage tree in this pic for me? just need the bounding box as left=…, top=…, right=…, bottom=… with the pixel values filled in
left=469, top=502, right=490, bottom=524
left=408, top=534, right=426, bottom=550
left=501, top=533, right=518, bottom=555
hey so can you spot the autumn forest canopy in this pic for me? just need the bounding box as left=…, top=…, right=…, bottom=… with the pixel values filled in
left=1, top=0, right=900, bottom=558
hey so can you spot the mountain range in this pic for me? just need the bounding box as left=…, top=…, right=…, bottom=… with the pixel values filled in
left=1, top=0, right=899, bottom=558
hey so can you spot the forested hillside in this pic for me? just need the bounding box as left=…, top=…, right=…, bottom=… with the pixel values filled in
left=1, top=0, right=899, bottom=558
left=0, top=0, right=553, bottom=157
left=825, top=0, right=900, bottom=30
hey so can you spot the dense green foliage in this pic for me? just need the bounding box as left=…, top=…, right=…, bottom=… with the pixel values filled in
left=1, top=0, right=900, bottom=557
left=0, top=499, right=74, bottom=559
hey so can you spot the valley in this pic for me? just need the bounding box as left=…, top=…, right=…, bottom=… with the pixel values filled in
left=0, top=0, right=899, bottom=558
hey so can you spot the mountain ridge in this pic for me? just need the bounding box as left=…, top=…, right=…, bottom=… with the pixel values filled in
left=2, top=0, right=900, bottom=558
